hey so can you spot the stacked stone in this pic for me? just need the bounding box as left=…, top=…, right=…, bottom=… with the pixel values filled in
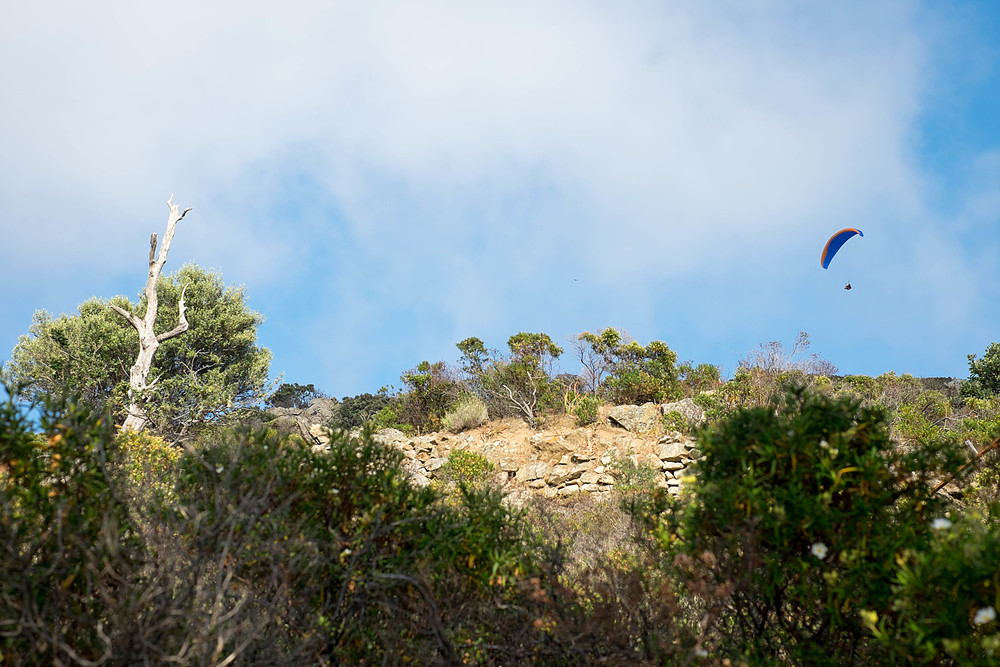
left=653, top=430, right=702, bottom=494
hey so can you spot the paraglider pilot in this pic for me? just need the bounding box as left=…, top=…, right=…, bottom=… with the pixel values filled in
left=844, top=283, right=852, bottom=291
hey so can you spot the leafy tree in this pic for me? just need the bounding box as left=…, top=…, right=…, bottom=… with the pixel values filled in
left=457, top=333, right=563, bottom=427
left=396, top=360, right=462, bottom=432
left=576, top=328, right=683, bottom=404
left=268, top=382, right=326, bottom=409
left=332, top=392, right=392, bottom=430
left=963, top=342, right=1000, bottom=399
left=4, top=264, right=272, bottom=440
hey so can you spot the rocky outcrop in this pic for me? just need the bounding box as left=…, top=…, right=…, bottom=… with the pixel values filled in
left=662, top=398, right=706, bottom=427
left=301, top=420, right=703, bottom=498
left=607, top=403, right=661, bottom=433
left=267, top=398, right=339, bottom=442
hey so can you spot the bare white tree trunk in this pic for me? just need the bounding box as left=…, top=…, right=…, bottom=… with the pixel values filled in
left=111, top=196, right=192, bottom=432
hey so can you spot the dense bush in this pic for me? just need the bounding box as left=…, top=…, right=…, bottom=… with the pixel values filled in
left=964, top=342, right=1000, bottom=400
left=267, top=382, right=326, bottom=408
left=632, top=384, right=983, bottom=664
left=0, top=390, right=142, bottom=665
left=330, top=391, right=391, bottom=429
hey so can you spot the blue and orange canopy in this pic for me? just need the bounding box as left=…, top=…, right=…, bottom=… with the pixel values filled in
left=821, top=228, right=863, bottom=269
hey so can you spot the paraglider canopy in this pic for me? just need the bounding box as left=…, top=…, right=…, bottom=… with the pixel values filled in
left=821, top=228, right=863, bottom=269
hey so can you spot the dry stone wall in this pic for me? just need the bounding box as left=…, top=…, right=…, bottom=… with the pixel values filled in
left=305, top=400, right=707, bottom=498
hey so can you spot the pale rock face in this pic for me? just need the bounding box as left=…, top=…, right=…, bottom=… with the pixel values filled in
left=661, top=398, right=706, bottom=427
left=290, top=409, right=701, bottom=498
left=607, top=403, right=661, bottom=433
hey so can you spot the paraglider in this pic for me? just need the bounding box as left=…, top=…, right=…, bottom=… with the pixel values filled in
left=820, top=228, right=863, bottom=269
left=821, top=228, right=863, bottom=289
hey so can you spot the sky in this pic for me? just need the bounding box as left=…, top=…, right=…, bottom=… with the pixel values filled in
left=2, top=1, right=1000, bottom=400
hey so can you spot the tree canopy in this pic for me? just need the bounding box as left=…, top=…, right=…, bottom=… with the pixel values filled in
left=4, top=263, right=271, bottom=439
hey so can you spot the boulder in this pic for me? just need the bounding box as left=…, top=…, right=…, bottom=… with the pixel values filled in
left=607, top=403, right=660, bottom=433
left=661, top=398, right=705, bottom=427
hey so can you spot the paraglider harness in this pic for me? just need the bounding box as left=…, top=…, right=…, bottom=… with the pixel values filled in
left=844, top=283, right=852, bottom=291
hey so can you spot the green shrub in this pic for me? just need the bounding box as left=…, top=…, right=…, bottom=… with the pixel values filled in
left=332, top=392, right=391, bottom=429
left=397, top=360, right=463, bottom=432
left=661, top=410, right=688, bottom=433
left=441, top=394, right=488, bottom=433
left=267, top=382, right=326, bottom=408
left=113, top=429, right=181, bottom=505
left=607, top=451, right=661, bottom=501
left=0, top=389, right=142, bottom=665
left=573, top=395, right=600, bottom=426
left=963, top=342, right=1000, bottom=399
left=439, top=449, right=495, bottom=487
left=170, top=426, right=535, bottom=663
left=633, top=384, right=971, bottom=664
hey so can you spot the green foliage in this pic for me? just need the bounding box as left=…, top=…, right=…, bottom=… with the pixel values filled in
left=397, top=360, right=462, bottom=432
left=331, top=392, right=391, bottom=430
left=964, top=342, right=1000, bottom=399
left=678, top=361, right=722, bottom=396
left=4, top=264, right=272, bottom=440
left=577, top=329, right=682, bottom=405
left=633, top=385, right=971, bottom=664
left=441, top=394, right=489, bottom=433
left=0, top=389, right=142, bottom=665
left=112, top=429, right=181, bottom=506
left=607, top=451, right=662, bottom=501
left=267, top=382, right=325, bottom=408
left=879, top=510, right=1000, bottom=663
left=573, top=394, right=600, bottom=426
left=439, top=449, right=495, bottom=487
left=171, top=427, right=531, bottom=662
left=661, top=410, right=688, bottom=433
left=457, top=332, right=563, bottom=427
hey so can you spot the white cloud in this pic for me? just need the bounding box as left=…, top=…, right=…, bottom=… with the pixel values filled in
left=3, top=0, right=994, bottom=392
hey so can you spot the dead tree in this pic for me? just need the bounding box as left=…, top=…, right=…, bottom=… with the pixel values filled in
left=111, top=196, right=192, bottom=432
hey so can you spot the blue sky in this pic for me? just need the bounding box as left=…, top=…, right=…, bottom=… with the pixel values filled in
left=2, top=1, right=999, bottom=399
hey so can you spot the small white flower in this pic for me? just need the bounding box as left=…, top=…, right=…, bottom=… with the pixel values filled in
left=819, top=439, right=830, bottom=449
left=811, top=542, right=829, bottom=560
left=787, top=430, right=795, bottom=437
left=931, top=518, right=952, bottom=531
left=341, top=548, right=353, bottom=557
left=694, top=647, right=708, bottom=658
left=215, top=465, right=224, bottom=474
left=975, top=606, right=997, bottom=625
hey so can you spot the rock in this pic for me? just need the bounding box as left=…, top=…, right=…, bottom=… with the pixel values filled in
left=608, top=403, right=661, bottom=433
left=517, top=462, right=550, bottom=482
left=558, top=484, right=581, bottom=496
left=309, top=424, right=331, bottom=451
left=659, top=431, right=684, bottom=444
left=661, top=398, right=705, bottom=427
left=655, top=441, right=689, bottom=462
left=374, top=428, right=407, bottom=445
left=579, top=471, right=601, bottom=485
left=661, top=460, right=686, bottom=471
left=499, top=458, right=520, bottom=473
left=548, top=463, right=590, bottom=486
left=530, top=433, right=573, bottom=455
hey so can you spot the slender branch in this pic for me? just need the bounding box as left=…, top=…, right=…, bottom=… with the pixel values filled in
left=148, top=233, right=157, bottom=266
left=157, top=282, right=191, bottom=342
left=110, top=303, right=142, bottom=333
left=930, top=435, right=1000, bottom=496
